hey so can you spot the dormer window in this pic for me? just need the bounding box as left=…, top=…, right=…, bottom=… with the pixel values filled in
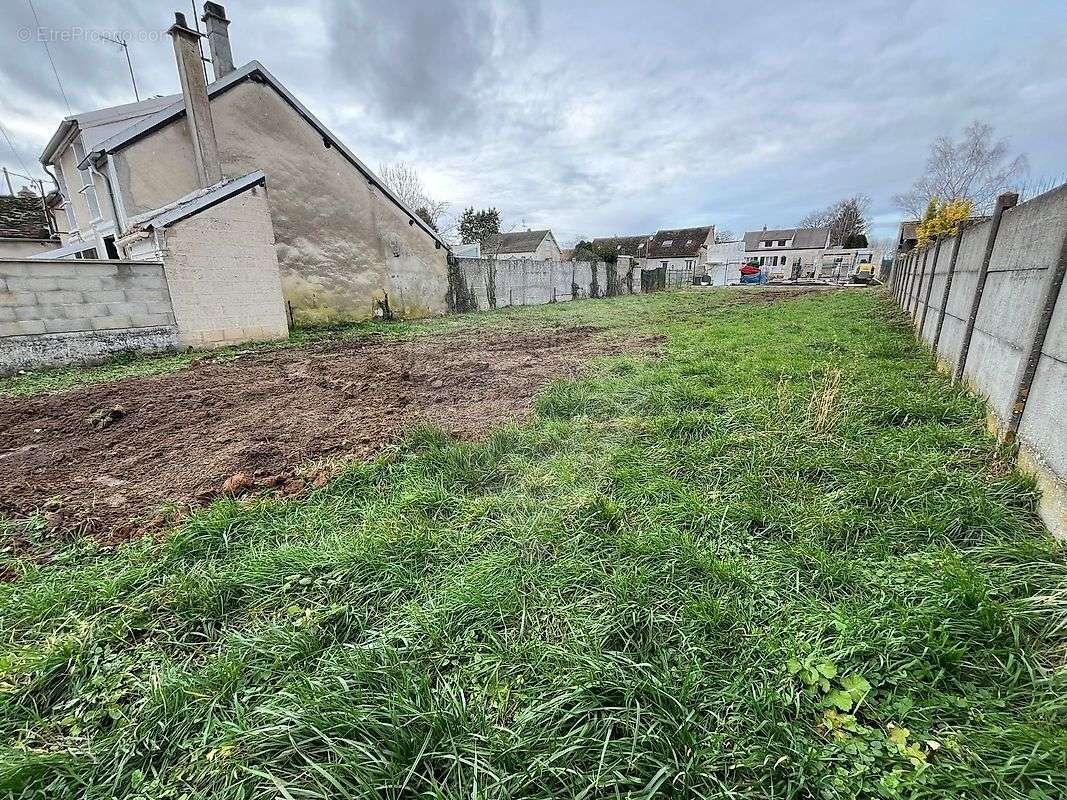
left=662, top=239, right=673, bottom=247
left=778, top=239, right=787, bottom=246
left=686, top=239, right=693, bottom=245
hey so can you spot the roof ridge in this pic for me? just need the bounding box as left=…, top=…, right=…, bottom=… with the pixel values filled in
left=57, top=60, right=448, bottom=250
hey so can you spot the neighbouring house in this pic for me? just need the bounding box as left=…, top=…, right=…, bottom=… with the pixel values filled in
left=0, top=190, right=58, bottom=258
left=742, top=226, right=831, bottom=280
left=590, top=234, right=651, bottom=261
left=37, top=3, right=449, bottom=323
left=896, top=220, right=919, bottom=252
left=482, top=229, right=562, bottom=261
left=592, top=227, right=715, bottom=274
left=643, top=226, right=716, bottom=283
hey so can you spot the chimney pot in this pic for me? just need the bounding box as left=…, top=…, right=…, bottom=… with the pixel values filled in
left=202, top=2, right=235, bottom=80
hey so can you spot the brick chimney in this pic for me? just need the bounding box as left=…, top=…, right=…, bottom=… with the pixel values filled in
left=201, top=2, right=234, bottom=80
left=168, top=12, right=222, bottom=187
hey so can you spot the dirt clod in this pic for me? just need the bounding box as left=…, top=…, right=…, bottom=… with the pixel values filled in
left=221, top=472, right=255, bottom=497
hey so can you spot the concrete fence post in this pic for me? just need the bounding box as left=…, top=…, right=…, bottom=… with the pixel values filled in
left=898, top=251, right=912, bottom=306
left=909, top=246, right=929, bottom=317
left=918, top=236, right=944, bottom=337
left=931, top=233, right=964, bottom=356
left=900, top=251, right=912, bottom=305
left=893, top=253, right=904, bottom=303
left=898, top=252, right=911, bottom=305
left=1003, top=224, right=1067, bottom=444
left=955, top=192, right=1018, bottom=383
left=904, top=252, right=915, bottom=305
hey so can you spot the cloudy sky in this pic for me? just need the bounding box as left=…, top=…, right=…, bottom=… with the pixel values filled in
left=2, top=0, right=1066, bottom=245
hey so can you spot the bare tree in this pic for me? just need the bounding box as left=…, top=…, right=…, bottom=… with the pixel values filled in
left=714, top=228, right=736, bottom=243
left=377, top=161, right=450, bottom=232
left=798, top=195, right=870, bottom=246
left=892, top=121, right=1028, bottom=218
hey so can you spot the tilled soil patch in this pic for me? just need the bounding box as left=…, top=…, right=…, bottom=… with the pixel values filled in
left=1, top=325, right=661, bottom=546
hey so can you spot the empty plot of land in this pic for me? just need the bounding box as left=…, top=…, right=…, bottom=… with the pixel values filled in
left=0, top=325, right=659, bottom=541
left=2, top=288, right=1064, bottom=799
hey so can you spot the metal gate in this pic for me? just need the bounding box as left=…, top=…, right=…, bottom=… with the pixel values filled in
left=641, top=266, right=666, bottom=292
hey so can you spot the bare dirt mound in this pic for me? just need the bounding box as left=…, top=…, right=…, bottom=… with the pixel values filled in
left=0, top=326, right=660, bottom=544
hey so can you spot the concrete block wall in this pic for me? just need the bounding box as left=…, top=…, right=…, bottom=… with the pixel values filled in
left=0, top=259, right=175, bottom=336
left=452, top=258, right=642, bottom=312
left=1, top=258, right=178, bottom=374
left=155, top=186, right=288, bottom=348
left=891, top=182, right=1067, bottom=538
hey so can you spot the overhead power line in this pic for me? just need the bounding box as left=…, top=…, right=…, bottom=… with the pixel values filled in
left=26, top=0, right=72, bottom=115
left=0, top=120, right=35, bottom=179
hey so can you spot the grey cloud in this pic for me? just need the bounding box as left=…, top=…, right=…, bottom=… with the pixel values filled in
left=324, top=0, right=543, bottom=139
left=2, top=0, right=1065, bottom=245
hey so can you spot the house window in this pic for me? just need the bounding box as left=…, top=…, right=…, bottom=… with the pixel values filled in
left=778, top=239, right=787, bottom=246
left=71, top=140, right=101, bottom=221
left=661, top=261, right=668, bottom=268
left=662, top=240, right=673, bottom=247
left=685, top=259, right=694, bottom=268
left=54, top=167, right=79, bottom=234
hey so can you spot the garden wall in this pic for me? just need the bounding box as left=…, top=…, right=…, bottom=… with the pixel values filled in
left=448, top=257, right=642, bottom=312
left=1, top=180, right=289, bottom=374
left=0, top=259, right=178, bottom=374
left=892, top=183, right=1067, bottom=538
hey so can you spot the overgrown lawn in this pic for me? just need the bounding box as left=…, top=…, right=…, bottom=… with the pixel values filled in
left=1, top=289, right=1065, bottom=799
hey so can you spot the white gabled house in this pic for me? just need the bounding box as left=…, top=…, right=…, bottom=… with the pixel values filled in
left=482, top=229, right=563, bottom=262
left=742, top=227, right=832, bottom=280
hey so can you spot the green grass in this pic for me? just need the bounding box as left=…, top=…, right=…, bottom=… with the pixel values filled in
left=0, top=294, right=639, bottom=398
left=1, top=289, right=1065, bottom=799
left=0, top=318, right=418, bottom=398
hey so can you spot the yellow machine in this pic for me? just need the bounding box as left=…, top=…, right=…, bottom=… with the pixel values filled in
left=853, top=261, right=876, bottom=283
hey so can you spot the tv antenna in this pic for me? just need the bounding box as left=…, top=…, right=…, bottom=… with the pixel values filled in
left=99, top=33, right=140, bottom=102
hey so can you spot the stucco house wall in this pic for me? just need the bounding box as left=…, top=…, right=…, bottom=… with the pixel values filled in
left=743, top=247, right=826, bottom=279
left=647, top=256, right=700, bottom=272
left=56, top=147, right=98, bottom=237
left=0, top=239, right=58, bottom=259
left=111, top=80, right=448, bottom=322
